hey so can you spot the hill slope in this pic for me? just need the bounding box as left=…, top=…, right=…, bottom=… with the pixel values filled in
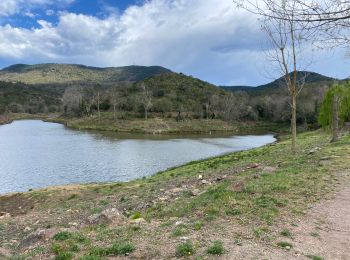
left=222, top=71, right=337, bottom=94
left=0, top=64, right=171, bottom=85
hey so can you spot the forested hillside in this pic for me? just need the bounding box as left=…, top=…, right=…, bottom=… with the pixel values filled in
left=0, top=64, right=340, bottom=126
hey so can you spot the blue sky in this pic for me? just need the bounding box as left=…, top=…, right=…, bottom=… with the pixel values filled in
left=0, top=0, right=349, bottom=86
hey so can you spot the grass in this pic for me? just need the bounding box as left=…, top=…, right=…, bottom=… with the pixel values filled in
left=207, top=240, right=224, bottom=255
left=175, top=241, right=195, bottom=257
left=277, top=241, right=293, bottom=249
left=280, top=229, right=292, bottom=237
left=1, top=130, right=349, bottom=259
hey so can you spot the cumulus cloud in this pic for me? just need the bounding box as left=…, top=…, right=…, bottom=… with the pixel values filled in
left=0, top=0, right=347, bottom=85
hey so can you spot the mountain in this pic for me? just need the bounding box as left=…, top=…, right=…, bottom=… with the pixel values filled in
left=221, top=71, right=337, bottom=94
left=0, top=64, right=171, bottom=85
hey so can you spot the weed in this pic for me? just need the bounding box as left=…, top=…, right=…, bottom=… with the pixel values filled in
left=207, top=241, right=224, bottom=255
left=131, top=211, right=142, bottom=220
left=280, top=229, right=292, bottom=237
left=176, top=241, right=195, bottom=257
left=306, top=255, right=324, bottom=260
left=53, top=232, right=73, bottom=241
left=277, top=241, right=293, bottom=250
left=172, top=225, right=189, bottom=237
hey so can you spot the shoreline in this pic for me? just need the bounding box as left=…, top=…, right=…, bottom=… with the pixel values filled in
left=6, top=112, right=290, bottom=136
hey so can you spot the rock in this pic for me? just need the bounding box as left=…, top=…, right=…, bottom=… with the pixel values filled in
left=0, top=212, right=10, bottom=219
left=24, top=226, right=32, bottom=232
left=130, top=218, right=147, bottom=225
left=175, top=221, right=184, bottom=226
left=87, top=208, right=125, bottom=225
left=198, top=175, right=203, bottom=180
left=179, top=236, right=189, bottom=241
left=87, top=213, right=111, bottom=225
left=191, top=189, right=201, bottom=196
left=201, top=180, right=210, bottom=185
left=0, top=247, right=11, bottom=257
left=159, top=197, right=169, bottom=202
left=246, top=163, right=260, bottom=169
left=216, top=175, right=227, bottom=182
left=308, top=147, right=321, bottom=155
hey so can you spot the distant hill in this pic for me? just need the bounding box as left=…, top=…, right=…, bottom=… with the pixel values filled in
left=221, top=71, right=337, bottom=94
left=0, top=64, right=171, bottom=85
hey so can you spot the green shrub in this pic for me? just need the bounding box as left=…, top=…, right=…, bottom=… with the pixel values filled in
left=130, top=211, right=142, bottom=220
left=280, top=229, right=292, bottom=237
left=53, top=232, right=73, bottom=241
left=277, top=241, right=293, bottom=249
left=207, top=241, right=224, bottom=255
left=175, top=241, right=195, bottom=257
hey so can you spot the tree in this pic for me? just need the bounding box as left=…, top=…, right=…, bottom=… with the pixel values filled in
left=109, top=86, right=120, bottom=121
left=319, top=83, right=350, bottom=141
left=235, top=0, right=309, bottom=153
left=139, top=82, right=153, bottom=120
left=62, top=86, right=83, bottom=116
left=94, top=84, right=102, bottom=121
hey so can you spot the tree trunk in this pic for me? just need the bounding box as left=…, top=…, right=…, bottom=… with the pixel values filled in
left=113, top=104, right=116, bottom=121
left=331, top=95, right=339, bottom=142
left=97, top=92, right=100, bottom=122
left=291, top=94, right=297, bottom=154
left=145, top=108, right=148, bottom=120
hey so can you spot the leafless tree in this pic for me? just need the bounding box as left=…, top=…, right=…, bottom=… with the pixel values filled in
left=140, top=82, right=153, bottom=120
left=62, top=86, right=82, bottom=115
left=234, top=0, right=310, bottom=153
left=109, top=86, right=120, bottom=121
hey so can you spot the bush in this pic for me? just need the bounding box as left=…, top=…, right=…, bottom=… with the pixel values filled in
left=207, top=240, right=224, bottom=255
left=175, top=241, right=195, bottom=257
left=53, top=231, right=73, bottom=241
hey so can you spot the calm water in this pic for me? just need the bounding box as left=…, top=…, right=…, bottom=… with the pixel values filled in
left=0, top=120, right=275, bottom=194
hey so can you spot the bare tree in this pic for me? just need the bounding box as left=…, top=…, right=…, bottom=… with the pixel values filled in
left=140, top=82, right=153, bottom=120
left=109, top=86, right=120, bottom=121
left=62, top=86, right=82, bottom=116
left=234, top=0, right=309, bottom=153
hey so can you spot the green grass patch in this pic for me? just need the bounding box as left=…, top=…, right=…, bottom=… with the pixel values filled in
left=175, top=241, right=195, bottom=257
left=207, top=240, right=224, bottom=255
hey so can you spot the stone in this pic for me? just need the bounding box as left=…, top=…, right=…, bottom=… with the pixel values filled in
left=175, top=221, right=184, bottom=226
left=246, top=163, right=261, bottom=169
left=191, top=189, right=201, bottom=196
left=87, top=208, right=125, bottom=225
left=24, top=226, right=32, bottom=232
left=130, top=218, right=147, bottom=225
left=0, top=212, right=10, bottom=219
left=87, top=213, right=111, bottom=225
left=198, top=175, right=203, bottom=180
left=201, top=180, right=210, bottom=185
left=308, top=147, right=321, bottom=155
left=0, top=247, right=11, bottom=257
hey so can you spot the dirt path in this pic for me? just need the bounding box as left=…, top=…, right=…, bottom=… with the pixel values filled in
left=220, top=171, right=350, bottom=260
left=289, top=183, right=350, bottom=260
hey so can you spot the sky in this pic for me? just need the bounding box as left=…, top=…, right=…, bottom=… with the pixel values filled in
left=0, top=0, right=349, bottom=86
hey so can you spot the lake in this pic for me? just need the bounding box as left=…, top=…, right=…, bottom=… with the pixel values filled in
left=0, top=120, right=276, bottom=194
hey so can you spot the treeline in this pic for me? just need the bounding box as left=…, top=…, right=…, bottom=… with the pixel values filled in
left=0, top=72, right=334, bottom=126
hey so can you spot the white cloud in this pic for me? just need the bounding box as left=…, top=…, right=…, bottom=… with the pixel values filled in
left=0, top=0, right=348, bottom=85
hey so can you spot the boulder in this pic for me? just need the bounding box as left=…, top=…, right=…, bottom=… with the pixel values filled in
left=87, top=208, right=125, bottom=225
